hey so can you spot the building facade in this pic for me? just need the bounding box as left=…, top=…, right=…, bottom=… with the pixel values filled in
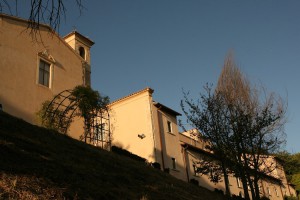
left=108, top=87, right=297, bottom=200
left=108, top=88, right=187, bottom=180
left=0, top=14, right=93, bottom=139
left=180, top=130, right=297, bottom=199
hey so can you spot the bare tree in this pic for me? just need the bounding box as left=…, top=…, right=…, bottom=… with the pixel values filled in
left=0, top=0, right=84, bottom=33
left=181, top=53, right=287, bottom=199
left=216, top=54, right=286, bottom=200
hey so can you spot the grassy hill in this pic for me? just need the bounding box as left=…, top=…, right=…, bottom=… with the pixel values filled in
left=0, top=111, right=224, bottom=200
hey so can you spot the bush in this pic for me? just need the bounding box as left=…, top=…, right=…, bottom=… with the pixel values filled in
left=260, top=196, right=270, bottom=200
left=189, top=178, right=199, bottom=186
left=111, top=146, right=146, bottom=163
left=284, top=195, right=298, bottom=200
left=151, top=162, right=161, bottom=170
left=230, top=194, right=245, bottom=200
left=214, top=188, right=224, bottom=195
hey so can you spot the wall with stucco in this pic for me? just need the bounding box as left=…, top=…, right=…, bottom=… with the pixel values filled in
left=180, top=131, right=296, bottom=200
left=0, top=14, right=87, bottom=139
left=108, top=88, right=156, bottom=162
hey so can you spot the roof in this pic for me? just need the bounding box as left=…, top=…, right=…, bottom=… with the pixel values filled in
left=153, top=102, right=182, bottom=116
left=108, top=87, right=154, bottom=106
left=63, top=31, right=95, bottom=46
left=181, top=142, right=217, bottom=159
left=108, top=87, right=181, bottom=116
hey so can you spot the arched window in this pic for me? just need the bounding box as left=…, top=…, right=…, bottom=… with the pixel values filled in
left=79, top=46, right=85, bottom=59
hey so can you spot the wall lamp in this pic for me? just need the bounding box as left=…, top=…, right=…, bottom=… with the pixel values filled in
left=138, top=134, right=146, bottom=139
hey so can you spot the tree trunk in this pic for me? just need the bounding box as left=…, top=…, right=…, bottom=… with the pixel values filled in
left=221, top=161, right=231, bottom=197
left=253, top=174, right=261, bottom=200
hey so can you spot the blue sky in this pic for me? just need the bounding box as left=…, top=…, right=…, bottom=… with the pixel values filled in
left=9, top=0, right=300, bottom=153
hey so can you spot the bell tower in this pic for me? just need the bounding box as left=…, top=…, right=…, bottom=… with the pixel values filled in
left=63, top=31, right=94, bottom=65
left=64, top=31, right=95, bottom=86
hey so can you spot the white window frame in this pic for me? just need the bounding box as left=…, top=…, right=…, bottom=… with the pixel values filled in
left=38, top=59, right=52, bottom=88
left=267, top=187, right=271, bottom=196
left=236, top=177, right=242, bottom=188
left=37, top=51, right=55, bottom=88
left=275, top=187, right=279, bottom=197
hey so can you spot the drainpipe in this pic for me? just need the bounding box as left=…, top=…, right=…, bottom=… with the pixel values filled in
left=149, top=100, right=157, bottom=162
left=182, top=144, right=190, bottom=182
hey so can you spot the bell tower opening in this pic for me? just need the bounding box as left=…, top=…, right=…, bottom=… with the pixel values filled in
left=79, top=46, right=85, bottom=60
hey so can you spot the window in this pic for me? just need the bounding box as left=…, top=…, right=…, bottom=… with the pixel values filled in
left=239, top=191, right=244, bottom=198
left=275, top=188, right=279, bottom=197
left=171, top=157, right=176, bottom=169
left=193, top=164, right=197, bottom=175
left=236, top=178, right=242, bottom=188
left=39, top=59, right=51, bottom=87
left=259, top=185, right=263, bottom=194
left=167, top=121, right=172, bottom=133
left=79, top=46, right=85, bottom=59
left=267, top=187, right=271, bottom=196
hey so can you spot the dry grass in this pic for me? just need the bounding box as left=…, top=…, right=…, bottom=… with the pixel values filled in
left=0, top=111, right=225, bottom=200
left=0, top=174, right=66, bottom=200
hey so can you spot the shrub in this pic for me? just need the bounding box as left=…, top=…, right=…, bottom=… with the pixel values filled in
left=111, top=146, right=146, bottom=163
left=151, top=162, right=161, bottom=170
left=214, top=188, right=224, bottom=195
left=284, top=195, right=298, bottom=200
left=189, top=178, right=199, bottom=186
left=163, top=168, right=170, bottom=173
left=260, top=196, right=270, bottom=200
left=230, top=194, right=245, bottom=200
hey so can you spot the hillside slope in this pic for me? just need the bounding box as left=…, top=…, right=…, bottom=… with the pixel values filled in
left=0, top=111, right=224, bottom=200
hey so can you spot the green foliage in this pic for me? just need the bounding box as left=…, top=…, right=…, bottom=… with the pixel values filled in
left=71, top=85, right=109, bottom=142
left=190, top=178, right=199, bottom=186
left=291, top=174, right=300, bottom=191
left=276, top=151, right=300, bottom=190
left=37, top=85, right=109, bottom=137
left=152, top=162, right=161, bottom=170
left=284, top=196, right=298, bottom=200
left=71, top=85, right=109, bottom=120
left=111, top=146, right=146, bottom=163
left=260, top=197, right=270, bottom=200
left=36, top=100, right=70, bottom=133
left=230, top=194, right=246, bottom=200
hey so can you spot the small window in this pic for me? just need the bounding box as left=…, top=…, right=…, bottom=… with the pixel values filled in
left=267, top=187, right=271, bottom=196
left=275, top=188, right=279, bottom=197
left=167, top=121, right=172, bottom=133
left=171, top=157, right=176, bottom=169
left=39, top=59, right=51, bottom=87
left=236, top=178, right=242, bottom=188
left=259, top=185, right=263, bottom=194
left=79, top=46, right=85, bottom=59
left=239, top=191, right=243, bottom=198
left=193, top=164, right=197, bottom=175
